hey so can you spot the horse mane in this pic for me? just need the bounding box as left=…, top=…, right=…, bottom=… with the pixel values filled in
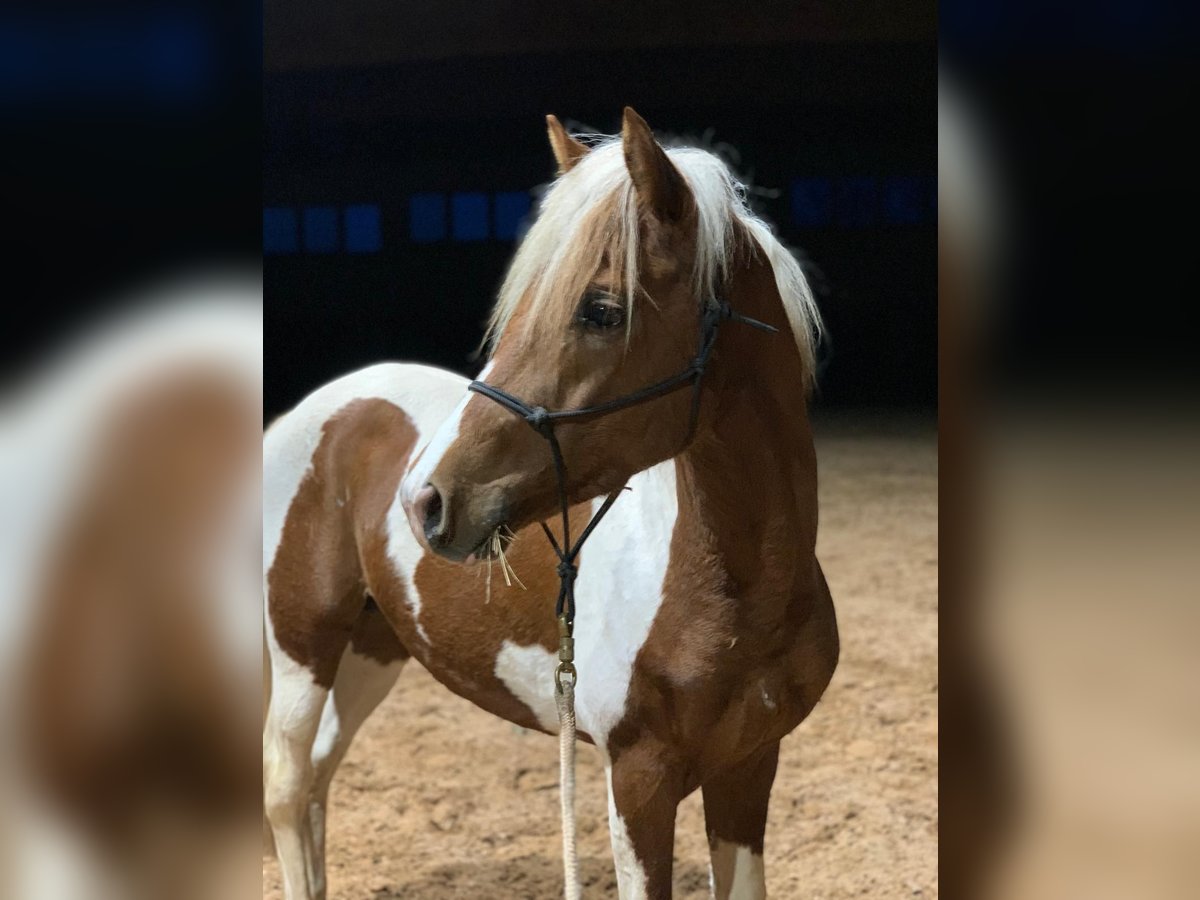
left=483, top=136, right=823, bottom=389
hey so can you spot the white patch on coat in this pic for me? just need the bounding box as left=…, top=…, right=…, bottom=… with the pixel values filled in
left=710, top=840, right=766, bottom=900
left=606, top=767, right=649, bottom=899
left=398, top=361, right=493, bottom=508
left=383, top=514, right=433, bottom=645
left=263, top=611, right=325, bottom=726
left=489, top=461, right=678, bottom=753
left=572, top=461, right=678, bottom=751
left=493, top=641, right=559, bottom=732
left=310, top=647, right=406, bottom=773
left=729, top=846, right=766, bottom=900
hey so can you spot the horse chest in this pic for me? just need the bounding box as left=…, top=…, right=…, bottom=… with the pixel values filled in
left=382, top=461, right=680, bottom=754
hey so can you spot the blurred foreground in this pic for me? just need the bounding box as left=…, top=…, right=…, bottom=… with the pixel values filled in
left=0, top=273, right=262, bottom=900
left=941, top=63, right=1200, bottom=899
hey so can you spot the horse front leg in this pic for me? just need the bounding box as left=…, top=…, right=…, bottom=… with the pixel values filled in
left=701, top=741, right=780, bottom=900
left=263, top=649, right=330, bottom=900
left=605, top=743, right=685, bottom=900
left=307, top=645, right=407, bottom=898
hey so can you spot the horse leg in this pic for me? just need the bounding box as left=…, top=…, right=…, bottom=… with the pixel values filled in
left=701, top=741, right=780, bottom=900
left=606, top=744, right=685, bottom=900
left=306, top=608, right=409, bottom=899
left=263, top=637, right=334, bottom=900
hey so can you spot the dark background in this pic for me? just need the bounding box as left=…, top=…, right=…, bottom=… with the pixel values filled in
left=0, top=2, right=261, bottom=384
left=264, top=1, right=937, bottom=422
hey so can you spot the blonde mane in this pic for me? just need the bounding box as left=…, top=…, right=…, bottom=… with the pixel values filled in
left=484, top=137, right=823, bottom=387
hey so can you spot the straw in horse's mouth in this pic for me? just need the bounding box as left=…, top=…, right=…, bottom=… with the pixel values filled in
left=473, top=524, right=525, bottom=602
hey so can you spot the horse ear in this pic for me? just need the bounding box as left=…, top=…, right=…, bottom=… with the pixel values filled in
left=621, top=106, right=689, bottom=223
left=546, top=115, right=589, bottom=174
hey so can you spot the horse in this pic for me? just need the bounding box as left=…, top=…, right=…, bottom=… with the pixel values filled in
left=262, top=107, right=839, bottom=900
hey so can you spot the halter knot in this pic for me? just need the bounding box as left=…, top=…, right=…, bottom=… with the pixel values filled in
left=527, top=406, right=553, bottom=436
left=556, top=560, right=577, bottom=583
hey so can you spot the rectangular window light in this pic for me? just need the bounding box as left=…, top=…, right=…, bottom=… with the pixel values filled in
left=790, top=178, right=833, bottom=228
left=302, top=206, right=338, bottom=253
left=409, top=193, right=447, bottom=243
left=451, top=192, right=489, bottom=241
left=263, top=207, right=298, bottom=254
left=494, top=191, right=532, bottom=241
left=344, top=204, right=382, bottom=253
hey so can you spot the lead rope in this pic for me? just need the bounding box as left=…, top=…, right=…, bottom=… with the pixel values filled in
left=536, top=418, right=615, bottom=900
left=555, top=614, right=581, bottom=900
left=466, top=298, right=778, bottom=900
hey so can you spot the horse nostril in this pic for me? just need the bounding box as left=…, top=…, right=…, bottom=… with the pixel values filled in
left=415, top=484, right=445, bottom=543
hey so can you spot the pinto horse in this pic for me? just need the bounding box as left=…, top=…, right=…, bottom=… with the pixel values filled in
left=263, top=108, right=839, bottom=900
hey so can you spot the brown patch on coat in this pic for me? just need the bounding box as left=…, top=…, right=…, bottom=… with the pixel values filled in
left=702, top=741, right=780, bottom=855
left=349, top=597, right=410, bottom=667
left=266, top=399, right=419, bottom=687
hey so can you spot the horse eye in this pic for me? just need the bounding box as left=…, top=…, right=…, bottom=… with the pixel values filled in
left=578, top=294, right=625, bottom=330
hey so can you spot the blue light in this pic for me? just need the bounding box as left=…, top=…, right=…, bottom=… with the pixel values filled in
left=145, top=14, right=211, bottom=100
left=344, top=204, right=382, bottom=253
left=263, top=207, right=297, bottom=254
left=410, top=193, right=446, bottom=243
left=302, top=206, right=338, bottom=253
left=494, top=191, right=532, bottom=240
left=835, top=178, right=878, bottom=228
left=451, top=192, right=489, bottom=241
left=883, top=176, right=934, bottom=225
left=791, top=178, right=833, bottom=228
left=0, top=11, right=213, bottom=107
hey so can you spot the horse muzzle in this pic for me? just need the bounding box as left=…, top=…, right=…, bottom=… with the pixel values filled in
left=405, top=479, right=508, bottom=564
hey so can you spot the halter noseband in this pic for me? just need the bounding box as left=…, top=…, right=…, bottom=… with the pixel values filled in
left=466, top=297, right=776, bottom=687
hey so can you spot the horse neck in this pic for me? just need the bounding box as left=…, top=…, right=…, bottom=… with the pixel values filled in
left=672, top=247, right=819, bottom=612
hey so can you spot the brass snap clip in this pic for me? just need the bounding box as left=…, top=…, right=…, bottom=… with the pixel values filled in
left=555, top=614, right=576, bottom=693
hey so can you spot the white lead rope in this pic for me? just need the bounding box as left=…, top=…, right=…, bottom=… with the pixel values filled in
left=555, top=673, right=582, bottom=900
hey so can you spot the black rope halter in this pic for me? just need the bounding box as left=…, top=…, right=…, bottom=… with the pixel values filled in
left=467, top=297, right=777, bottom=687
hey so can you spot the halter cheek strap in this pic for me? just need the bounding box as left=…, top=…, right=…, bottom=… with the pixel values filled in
left=466, top=298, right=776, bottom=684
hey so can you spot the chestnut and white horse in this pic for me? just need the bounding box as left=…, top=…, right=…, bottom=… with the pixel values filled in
left=263, top=108, right=839, bottom=900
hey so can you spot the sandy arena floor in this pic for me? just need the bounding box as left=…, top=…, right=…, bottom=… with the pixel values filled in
left=264, top=419, right=938, bottom=898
